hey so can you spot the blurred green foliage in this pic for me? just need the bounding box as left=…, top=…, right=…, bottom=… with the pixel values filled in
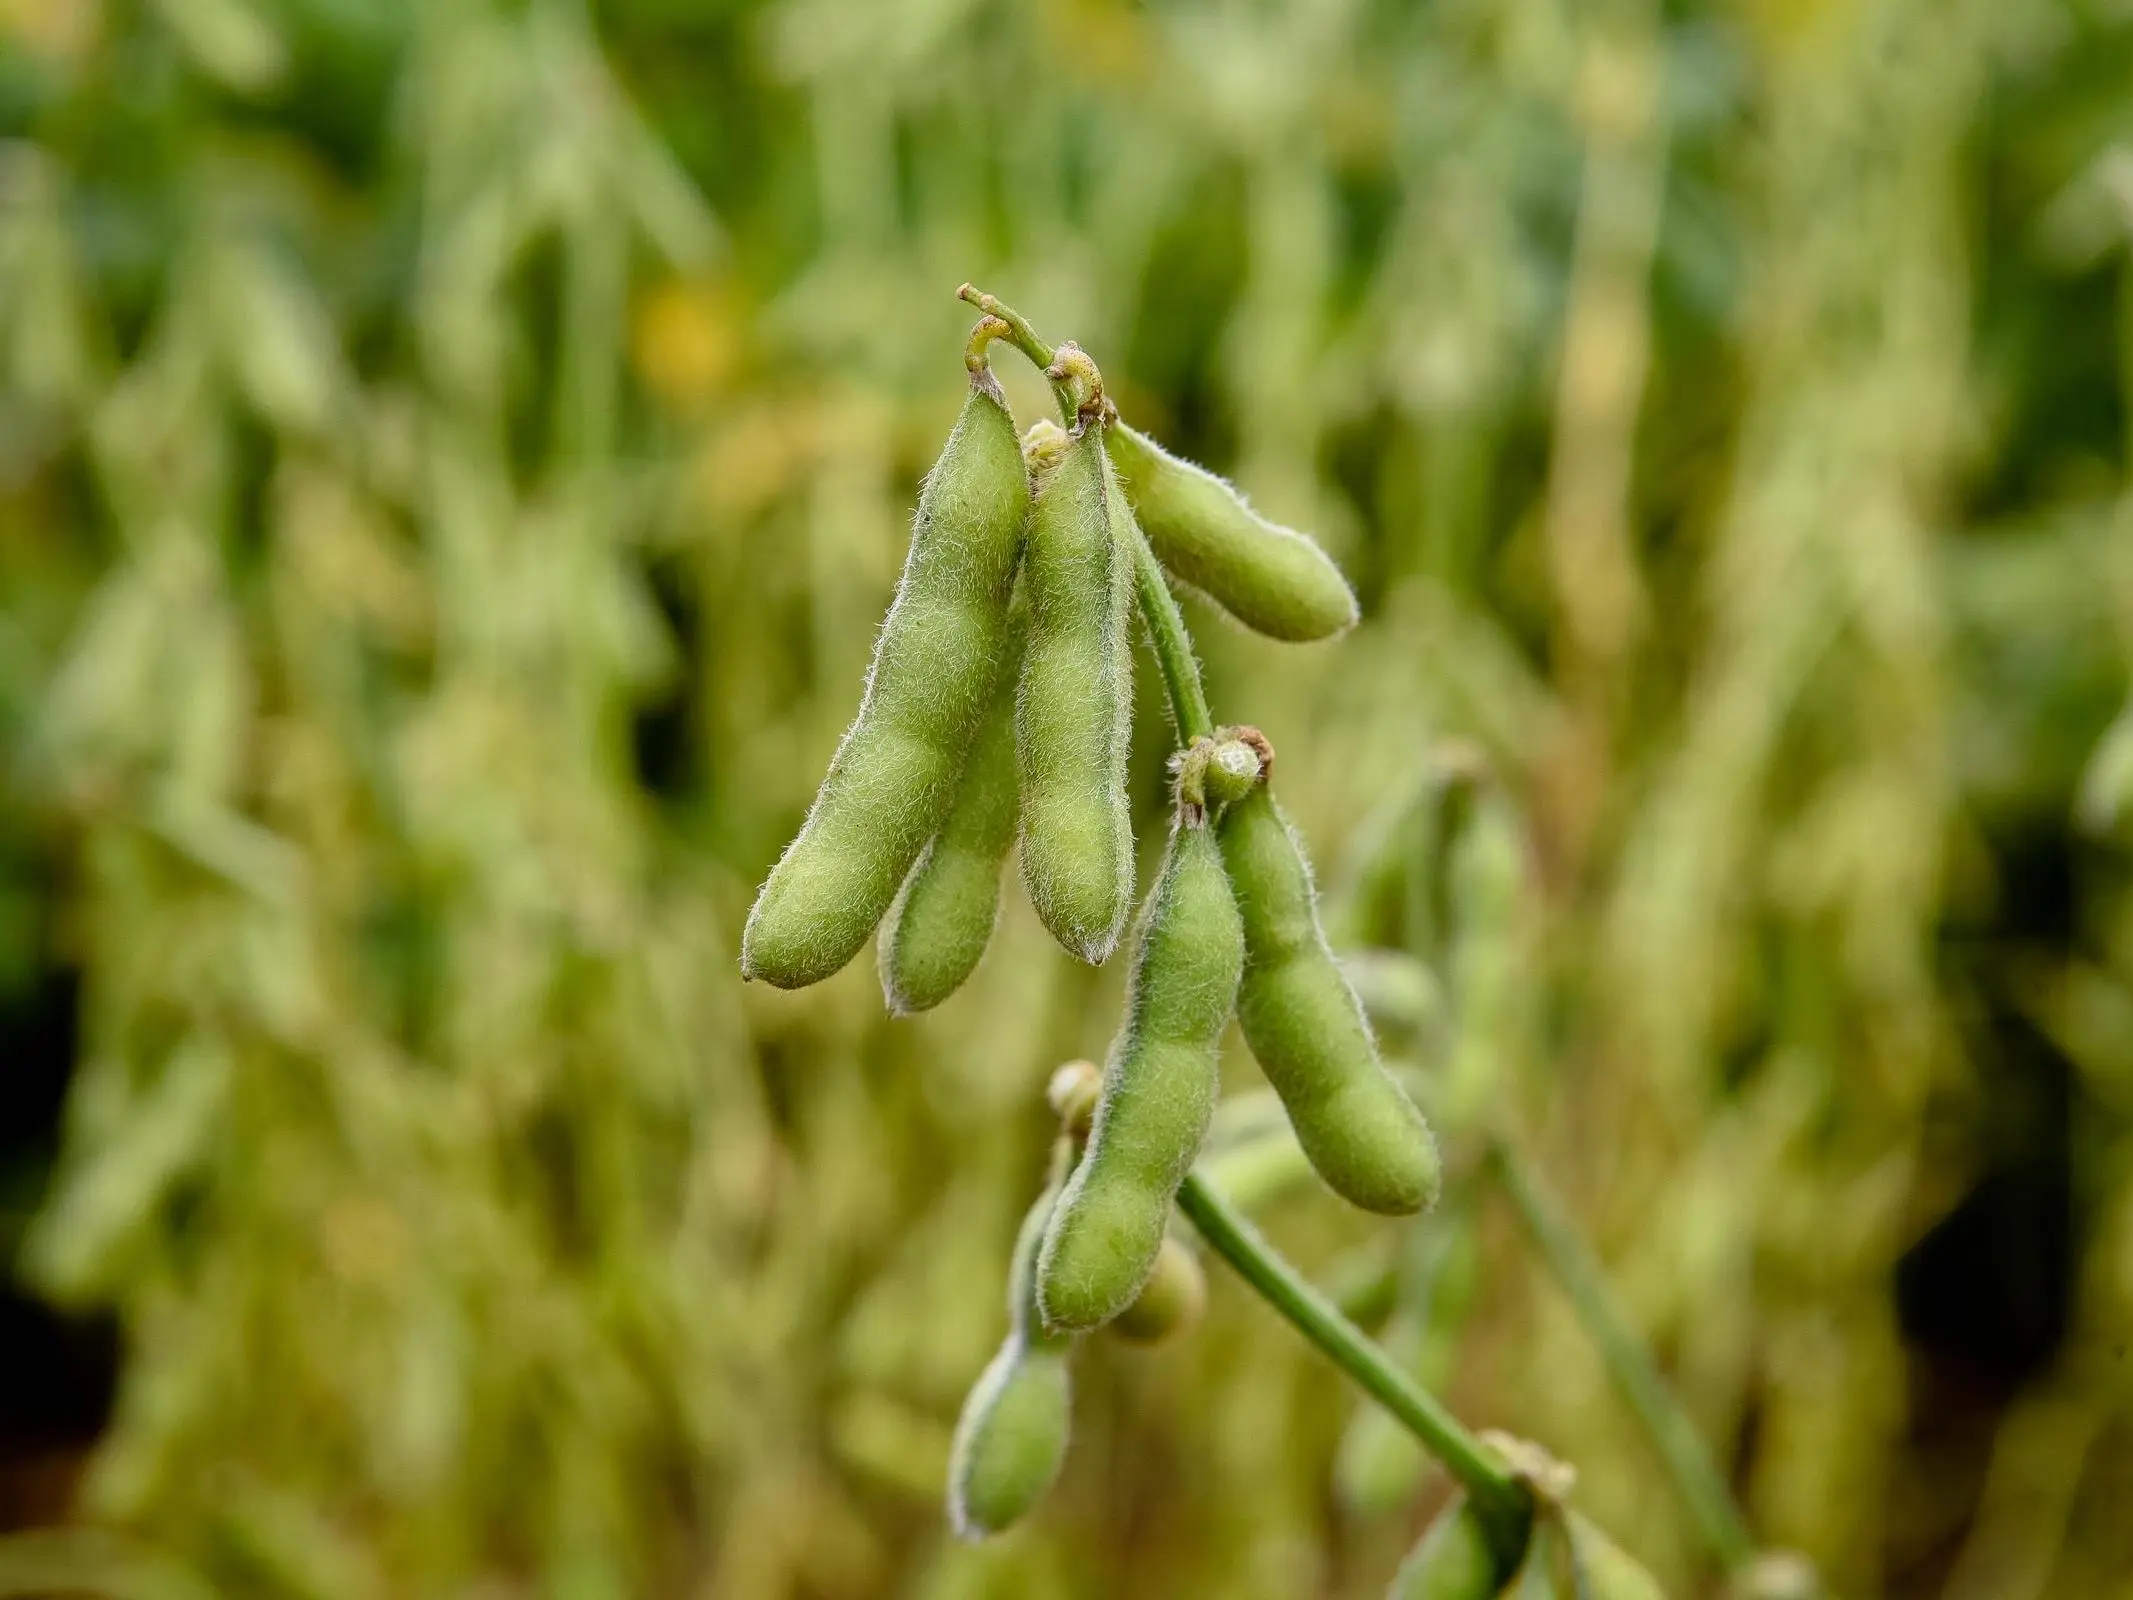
left=3, top=0, right=2133, bottom=1596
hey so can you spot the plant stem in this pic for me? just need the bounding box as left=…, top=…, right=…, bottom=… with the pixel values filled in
left=1132, top=529, right=1214, bottom=743
left=1176, top=1173, right=1531, bottom=1564
left=1486, top=1132, right=1757, bottom=1572
left=957, top=284, right=1056, bottom=369
left=963, top=279, right=1529, bottom=1556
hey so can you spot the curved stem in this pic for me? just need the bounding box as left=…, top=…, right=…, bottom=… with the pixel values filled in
left=1176, top=1174, right=1531, bottom=1564
left=955, top=283, right=1094, bottom=429
left=1486, top=1132, right=1757, bottom=1572
left=957, top=283, right=1056, bottom=369
left=964, top=314, right=1014, bottom=374
left=1132, top=528, right=1213, bottom=742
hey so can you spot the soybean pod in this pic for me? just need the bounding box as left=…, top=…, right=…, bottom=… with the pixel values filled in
left=877, top=621, right=1023, bottom=1014
left=1037, top=818, right=1242, bottom=1331
left=947, top=1152, right=1076, bottom=1539
left=1106, top=420, right=1358, bottom=643
left=741, top=365, right=1028, bottom=990
left=1561, top=1514, right=1666, bottom=1600
left=1016, top=400, right=1134, bottom=964
left=1109, top=1231, right=1206, bottom=1344
left=1388, top=1496, right=1517, bottom=1600
left=1221, top=780, right=1442, bottom=1215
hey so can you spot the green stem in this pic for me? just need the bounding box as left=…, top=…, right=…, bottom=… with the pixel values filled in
left=1176, top=1174, right=1531, bottom=1564
left=957, top=283, right=1056, bottom=369
left=1132, top=528, right=1214, bottom=743
left=1486, top=1133, right=1758, bottom=1572
left=957, top=283, right=1085, bottom=424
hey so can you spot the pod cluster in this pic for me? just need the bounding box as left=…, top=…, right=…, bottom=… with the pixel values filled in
left=741, top=299, right=1450, bottom=1549
left=739, top=318, right=1366, bottom=1009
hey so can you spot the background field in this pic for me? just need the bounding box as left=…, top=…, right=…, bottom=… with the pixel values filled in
left=3, top=1, right=2132, bottom=1596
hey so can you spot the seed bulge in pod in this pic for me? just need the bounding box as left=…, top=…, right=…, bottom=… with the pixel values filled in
left=1106, top=420, right=1358, bottom=643
left=743, top=371, right=1028, bottom=989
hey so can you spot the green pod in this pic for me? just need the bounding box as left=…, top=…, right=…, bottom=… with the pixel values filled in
left=1109, top=1232, right=1206, bottom=1344
left=1038, top=821, right=1242, bottom=1330
left=1562, top=1514, right=1666, bottom=1600
left=1016, top=419, right=1134, bottom=963
left=947, top=1172, right=1075, bottom=1539
left=1106, top=420, right=1358, bottom=643
left=877, top=628, right=1023, bottom=1014
left=1389, top=1496, right=1518, bottom=1600
left=742, top=375, right=1029, bottom=989
left=1221, top=786, right=1441, bottom=1215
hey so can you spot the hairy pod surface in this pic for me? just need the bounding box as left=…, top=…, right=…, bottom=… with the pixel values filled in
left=1388, top=1496, right=1511, bottom=1600
left=1038, top=820, right=1242, bottom=1330
left=947, top=1174, right=1075, bottom=1539
left=743, top=375, right=1028, bottom=988
left=1016, top=419, right=1134, bottom=963
left=877, top=627, right=1023, bottom=1013
left=1220, top=786, right=1442, bottom=1214
left=1105, top=420, right=1358, bottom=642
left=1109, top=1232, right=1206, bottom=1343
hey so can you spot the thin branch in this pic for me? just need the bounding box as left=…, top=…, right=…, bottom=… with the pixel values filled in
left=1132, top=526, right=1213, bottom=743
left=1486, top=1132, right=1758, bottom=1572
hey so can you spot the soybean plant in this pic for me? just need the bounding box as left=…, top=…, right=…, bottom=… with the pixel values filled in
left=740, top=286, right=1701, bottom=1598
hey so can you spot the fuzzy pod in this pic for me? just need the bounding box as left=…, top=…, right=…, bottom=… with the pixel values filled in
left=877, top=628, right=1023, bottom=1013
left=743, top=375, right=1029, bottom=989
left=1016, top=418, right=1134, bottom=963
left=1037, top=820, right=1243, bottom=1330
left=1560, top=1514, right=1665, bottom=1600
left=947, top=1171, right=1075, bottom=1539
left=1387, top=1496, right=1512, bottom=1600
left=1109, top=1232, right=1206, bottom=1343
left=1105, top=420, right=1358, bottom=643
left=1220, top=786, right=1441, bottom=1214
